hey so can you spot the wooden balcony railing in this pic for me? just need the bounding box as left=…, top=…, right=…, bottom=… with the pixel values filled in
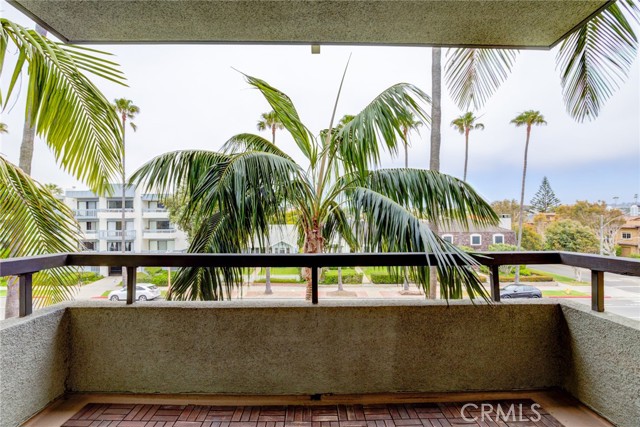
left=0, top=252, right=639, bottom=317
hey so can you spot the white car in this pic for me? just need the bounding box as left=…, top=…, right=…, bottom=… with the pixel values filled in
left=108, top=284, right=161, bottom=301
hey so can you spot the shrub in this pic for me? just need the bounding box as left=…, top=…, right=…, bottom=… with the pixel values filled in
left=499, top=275, right=554, bottom=282
left=150, top=271, right=177, bottom=286
left=145, top=267, right=163, bottom=275
left=369, top=272, right=404, bottom=284
left=320, top=271, right=363, bottom=284
left=628, top=253, right=640, bottom=259
left=76, top=271, right=104, bottom=284
left=136, top=272, right=152, bottom=283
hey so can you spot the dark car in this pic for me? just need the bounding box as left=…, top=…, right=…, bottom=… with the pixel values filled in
left=500, top=284, right=542, bottom=299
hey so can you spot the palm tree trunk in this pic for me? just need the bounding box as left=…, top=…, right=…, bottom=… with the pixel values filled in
left=265, top=262, right=273, bottom=294
left=514, top=126, right=531, bottom=283
left=7, top=25, right=48, bottom=318
left=337, top=267, right=343, bottom=291
left=428, top=47, right=442, bottom=299
left=302, top=226, right=323, bottom=300
left=121, top=116, right=128, bottom=286
left=463, top=129, right=470, bottom=181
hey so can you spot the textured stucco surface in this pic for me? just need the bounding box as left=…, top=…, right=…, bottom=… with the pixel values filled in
left=12, top=1, right=608, bottom=47
left=66, top=300, right=565, bottom=394
left=560, top=301, right=640, bottom=427
left=0, top=305, right=69, bottom=427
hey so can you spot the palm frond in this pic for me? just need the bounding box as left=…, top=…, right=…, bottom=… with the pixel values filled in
left=556, top=1, right=639, bottom=121
left=1, top=19, right=126, bottom=194
left=336, top=83, right=431, bottom=175
left=346, top=186, right=488, bottom=301
left=445, top=48, right=518, bottom=111
left=243, top=73, right=317, bottom=163
left=0, top=156, right=81, bottom=304
left=222, top=133, right=293, bottom=160
left=362, top=168, right=499, bottom=228
left=130, top=150, right=230, bottom=197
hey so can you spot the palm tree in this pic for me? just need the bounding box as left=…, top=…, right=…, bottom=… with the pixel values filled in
left=511, top=110, right=547, bottom=283
left=113, top=99, right=139, bottom=281
left=0, top=123, right=7, bottom=134
left=450, top=112, right=485, bottom=181
left=400, top=113, right=423, bottom=168
left=1, top=18, right=126, bottom=318
left=256, top=111, right=284, bottom=294
left=257, top=111, right=285, bottom=144
left=132, top=72, right=499, bottom=301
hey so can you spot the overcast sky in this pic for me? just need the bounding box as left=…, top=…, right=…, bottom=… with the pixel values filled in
left=1, top=1, right=639, bottom=205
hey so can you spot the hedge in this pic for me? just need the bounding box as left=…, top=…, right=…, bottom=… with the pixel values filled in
left=77, top=272, right=104, bottom=284
left=369, top=272, right=405, bottom=284
left=320, top=271, right=363, bottom=284
left=498, top=275, right=554, bottom=282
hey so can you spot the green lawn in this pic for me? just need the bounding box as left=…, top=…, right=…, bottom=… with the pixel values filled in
left=542, top=289, right=589, bottom=297
left=361, top=267, right=392, bottom=275
left=100, top=290, right=111, bottom=297
left=529, top=269, right=589, bottom=285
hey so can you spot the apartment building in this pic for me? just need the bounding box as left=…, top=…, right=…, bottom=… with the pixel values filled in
left=63, top=185, right=188, bottom=276
left=617, top=216, right=640, bottom=257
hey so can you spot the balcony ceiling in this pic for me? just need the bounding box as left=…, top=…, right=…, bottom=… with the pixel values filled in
left=8, top=0, right=611, bottom=48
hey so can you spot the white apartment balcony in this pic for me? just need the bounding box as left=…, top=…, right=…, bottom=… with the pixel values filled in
left=73, top=209, right=98, bottom=218
left=99, top=208, right=135, bottom=219
left=142, top=228, right=176, bottom=239
left=142, top=208, right=169, bottom=218
left=98, top=230, right=137, bottom=239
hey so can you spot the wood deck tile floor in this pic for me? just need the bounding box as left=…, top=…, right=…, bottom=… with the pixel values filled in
left=61, top=400, right=560, bottom=427
left=23, top=391, right=613, bottom=427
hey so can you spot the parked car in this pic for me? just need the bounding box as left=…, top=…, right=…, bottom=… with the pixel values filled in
left=500, top=284, right=542, bottom=299
left=108, top=284, right=161, bottom=301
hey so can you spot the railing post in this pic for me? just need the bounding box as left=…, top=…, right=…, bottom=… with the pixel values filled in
left=490, top=265, right=501, bottom=302
left=311, top=267, right=319, bottom=304
left=126, top=266, right=136, bottom=304
left=591, top=270, right=604, bottom=312
left=19, top=273, right=33, bottom=317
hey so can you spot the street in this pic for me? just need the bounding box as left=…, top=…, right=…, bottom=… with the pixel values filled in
left=535, top=264, right=640, bottom=321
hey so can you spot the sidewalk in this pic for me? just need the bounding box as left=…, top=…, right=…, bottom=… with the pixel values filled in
left=75, top=276, right=122, bottom=300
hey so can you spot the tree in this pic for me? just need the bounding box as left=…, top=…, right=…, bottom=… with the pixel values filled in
left=113, top=98, right=140, bottom=282
left=132, top=72, right=499, bottom=301
left=43, top=183, right=63, bottom=196
left=399, top=112, right=423, bottom=168
left=256, top=111, right=285, bottom=144
left=17, top=24, right=47, bottom=176
left=445, top=2, right=639, bottom=122
left=0, top=123, right=7, bottom=134
left=520, top=224, right=544, bottom=251
left=555, top=201, right=625, bottom=255
left=450, top=112, right=484, bottom=181
left=1, top=18, right=125, bottom=318
left=256, top=110, right=285, bottom=295
left=491, top=199, right=521, bottom=226
left=545, top=220, right=599, bottom=254
left=511, top=110, right=547, bottom=283
left=530, top=177, right=560, bottom=213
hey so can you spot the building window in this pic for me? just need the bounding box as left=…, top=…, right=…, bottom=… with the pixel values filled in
left=622, top=232, right=632, bottom=239
left=107, top=199, right=133, bottom=209
left=493, top=234, right=504, bottom=244
left=108, top=241, right=132, bottom=252
left=82, top=241, right=96, bottom=251
left=442, top=235, right=454, bottom=244
left=470, top=234, right=482, bottom=246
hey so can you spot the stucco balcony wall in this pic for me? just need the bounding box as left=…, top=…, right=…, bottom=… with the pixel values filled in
left=1, top=300, right=638, bottom=427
